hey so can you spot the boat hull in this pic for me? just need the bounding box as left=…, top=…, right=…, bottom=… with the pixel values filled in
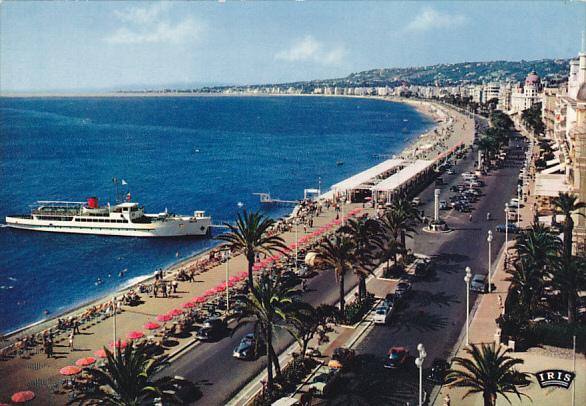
left=5, top=216, right=212, bottom=238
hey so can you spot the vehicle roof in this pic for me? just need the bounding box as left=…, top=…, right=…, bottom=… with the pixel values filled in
left=388, top=346, right=407, bottom=353
left=472, top=274, right=486, bottom=281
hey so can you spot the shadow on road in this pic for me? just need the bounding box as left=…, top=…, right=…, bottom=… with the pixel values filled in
left=412, top=290, right=460, bottom=308
left=390, top=310, right=448, bottom=333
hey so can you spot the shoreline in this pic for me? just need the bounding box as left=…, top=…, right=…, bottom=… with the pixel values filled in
left=1, top=97, right=469, bottom=341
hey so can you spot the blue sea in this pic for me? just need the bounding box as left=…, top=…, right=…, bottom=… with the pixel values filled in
left=0, top=96, right=431, bottom=333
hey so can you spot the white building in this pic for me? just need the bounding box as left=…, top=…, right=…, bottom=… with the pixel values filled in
left=510, top=71, right=542, bottom=113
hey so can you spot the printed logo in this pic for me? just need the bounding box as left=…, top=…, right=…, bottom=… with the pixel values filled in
left=535, top=370, right=575, bottom=389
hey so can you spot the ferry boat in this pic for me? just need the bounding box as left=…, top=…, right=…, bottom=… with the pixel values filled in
left=5, top=196, right=212, bottom=238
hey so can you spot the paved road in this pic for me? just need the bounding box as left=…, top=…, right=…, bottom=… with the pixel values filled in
left=164, top=256, right=360, bottom=405
left=352, top=133, right=526, bottom=404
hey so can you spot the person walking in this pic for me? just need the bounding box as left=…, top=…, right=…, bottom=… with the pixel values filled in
left=73, top=318, right=80, bottom=335
left=47, top=339, right=53, bottom=358
left=68, top=332, right=74, bottom=351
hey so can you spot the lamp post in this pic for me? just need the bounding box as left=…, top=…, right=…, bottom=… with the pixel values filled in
left=487, top=230, right=493, bottom=293
left=225, top=249, right=231, bottom=311
left=112, top=296, right=117, bottom=354
left=504, top=203, right=509, bottom=253
left=294, top=219, right=299, bottom=274
left=517, top=184, right=522, bottom=229
left=464, top=267, right=472, bottom=346
left=415, top=343, right=427, bottom=406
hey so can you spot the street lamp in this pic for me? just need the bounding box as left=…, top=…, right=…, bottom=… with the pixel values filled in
left=464, top=267, right=472, bottom=346
left=225, top=249, right=231, bottom=311
left=487, top=230, right=493, bottom=293
left=294, top=219, right=300, bottom=273
left=415, top=343, right=427, bottom=406
left=504, top=203, right=510, bottom=253
left=112, top=296, right=117, bottom=355
left=517, top=184, right=522, bottom=229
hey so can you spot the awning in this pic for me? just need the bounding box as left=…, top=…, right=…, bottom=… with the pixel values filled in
left=534, top=174, right=570, bottom=197
left=545, top=157, right=560, bottom=167
left=330, top=159, right=404, bottom=192
left=372, top=160, right=435, bottom=192
left=541, top=164, right=563, bottom=175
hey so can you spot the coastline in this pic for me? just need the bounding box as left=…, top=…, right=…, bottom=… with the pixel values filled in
left=1, top=96, right=469, bottom=341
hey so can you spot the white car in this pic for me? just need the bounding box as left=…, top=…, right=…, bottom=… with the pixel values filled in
left=373, top=304, right=393, bottom=324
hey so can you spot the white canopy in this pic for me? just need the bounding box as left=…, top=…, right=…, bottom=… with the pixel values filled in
left=330, top=159, right=404, bottom=192
left=541, top=163, right=564, bottom=175
left=534, top=174, right=570, bottom=197
left=372, top=160, right=435, bottom=192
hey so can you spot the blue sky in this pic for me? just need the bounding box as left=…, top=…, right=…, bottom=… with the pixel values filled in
left=1, top=0, right=584, bottom=92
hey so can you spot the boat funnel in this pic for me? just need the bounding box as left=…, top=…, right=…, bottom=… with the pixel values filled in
left=87, top=197, right=99, bottom=209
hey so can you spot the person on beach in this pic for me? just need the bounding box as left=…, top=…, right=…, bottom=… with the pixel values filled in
left=172, top=280, right=178, bottom=294
left=68, top=332, right=74, bottom=351
left=73, top=318, right=80, bottom=334
left=162, top=283, right=168, bottom=298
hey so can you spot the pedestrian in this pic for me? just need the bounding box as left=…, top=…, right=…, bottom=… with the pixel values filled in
left=443, top=394, right=451, bottom=406
left=172, top=280, right=178, bottom=293
left=73, top=318, right=80, bottom=335
left=47, top=339, right=53, bottom=358
left=68, top=332, right=74, bottom=351
left=468, top=214, right=472, bottom=222
left=301, top=280, right=306, bottom=292
left=162, top=283, right=168, bottom=298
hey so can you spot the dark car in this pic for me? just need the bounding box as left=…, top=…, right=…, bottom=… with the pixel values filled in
left=384, top=346, right=409, bottom=369
left=331, top=347, right=356, bottom=368
left=496, top=223, right=519, bottom=233
left=426, top=358, right=450, bottom=384
left=415, top=260, right=432, bottom=276
left=395, top=281, right=412, bottom=298
left=233, top=333, right=262, bottom=360
left=195, top=317, right=226, bottom=341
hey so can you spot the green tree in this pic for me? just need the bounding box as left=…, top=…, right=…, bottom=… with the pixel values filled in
left=552, top=192, right=586, bottom=259
left=389, top=195, right=420, bottom=249
left=315, top=235, right=356, bottom=317
left=339, top=217, right=381, bottom=299
left=552, top=255, right=586, bottom=324
left=217, top=209, right=287, bottom=288
left=69, top=345, right=192, bottom=406
left=447, top=344, right=531, bottom=406
left=505, top=256, right=544, bottom=316
left=233, top=273, right=300, bottom=391
left=287, top=303, right=338, bottom=359
left=521, top=103, right=544, bottom=136
left=515, top=222, right=561, bottom=272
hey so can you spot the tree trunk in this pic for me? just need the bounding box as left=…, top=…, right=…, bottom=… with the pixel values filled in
left=339, top=271, right=345, bottom=318
left=270, top=342, right=281, bottom=379
left=483, top=391, right=495, bottom=406
left=247, top=253, right=255, bottom=289
left=265, top=326, right=273, bottom=391
left=568, top=292, right=576, bottom=324
left=359, top=275, right=366, bottom=300
left=564, top=215, right=574, bottom=260
left=400, top=230, right=406, bottom=251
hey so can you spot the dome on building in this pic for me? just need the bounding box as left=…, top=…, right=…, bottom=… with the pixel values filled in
left=577, top=83, right=586, bottom=102
left=525, top=71, right=540, bottom=85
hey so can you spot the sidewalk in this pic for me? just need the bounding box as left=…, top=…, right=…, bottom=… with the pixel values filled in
left=0, top=202, right=366, bottom=405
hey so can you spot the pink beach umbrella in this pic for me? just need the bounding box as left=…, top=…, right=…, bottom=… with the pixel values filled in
left=11, top=391, right=35, bottom=403
left=229, top=276, right=240, bottom=282
left=127, top=331, right=145, bottom=340
left=170, top=308, right=184, bottom=316
left=191, top=296, right=206, bottom=303
left=157, top=314, right=173, bottom=322
left=238, top=271, right=248, bottom=278
left=75, top=356, right=96, bottom=367
left=203, top=289, right=216, bottom=297
left=215, top=285, right=226, bottom=292
left=94, top=348, right=108, bottom=358
left=182, top=302, right=195, bottom=309
left=144, top=321, right=161, bottom=330
left=252, top=263, right=263, bottom=271
left=59, top=366, right=82, bottom=376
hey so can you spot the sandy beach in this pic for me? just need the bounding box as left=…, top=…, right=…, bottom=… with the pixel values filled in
left=0, top=96, right=474, bottom=404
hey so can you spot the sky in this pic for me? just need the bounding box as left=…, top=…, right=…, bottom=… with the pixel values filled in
left=1, top=0, right=585, bottom=92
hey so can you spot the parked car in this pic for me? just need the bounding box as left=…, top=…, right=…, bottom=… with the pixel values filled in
left=395, top=281, right=412, bottom=298
left=383, top=293, right=397, bottom=308
left=439, top=200, right=449, bottom=210
left=331, top=347, right=356, bottom=367
left=496, top=223, right=519, bottom=233
left=415, top=260, right=432, bottom=276
left=470, top=274, right=487, bottom=293
left=233, top=333, right=262, bottom=360
left=384, top=346, right=409, bottom=369
left=373, top=305, right=394, bottom=325
left=426, top=358, right=450, bottom=384
left=195, top=318, right=226, bottom=341
left=412, top=197, right=422, bottom=206
left=447, top=169, right=456, bottom=175
left=307, top=366, right=339, bottom=396
left=509, top=198, right=521, bottom=208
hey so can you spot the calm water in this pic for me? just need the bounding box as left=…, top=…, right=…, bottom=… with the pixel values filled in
left=0, top=96, right=431, bottom=333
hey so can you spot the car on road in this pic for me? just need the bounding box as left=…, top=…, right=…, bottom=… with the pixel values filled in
left=496, top=223, right=519, bottom=233
left=233, top=333, right=262, bottom=360
left=426, top=358, right=450, bottom=384
left=384, top=346, right=409, bottom=369
left=383, top=293, right=397, bottom=308
left=439, top=200, right=449, bottom=210
left=331, top=347, right=356, bottom=368
left=307, top=366, right=339, bottom=396
left=470, top=274, right=487, bottom=293
left=373, top=304, right=394, bottom=325
left=395, top=281, right=412, bottom=298
left=195, top=317, right=226, bottom=341
left=415, top=260, right=432, bottom=277
left=447, top=169, right=456, bottom=175
left=509, top=198, right=521, bottom=208
left=412, top=197, right=421, bottom=206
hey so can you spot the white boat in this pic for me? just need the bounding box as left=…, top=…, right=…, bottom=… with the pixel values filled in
left=5, top=196, right=212, bottom=238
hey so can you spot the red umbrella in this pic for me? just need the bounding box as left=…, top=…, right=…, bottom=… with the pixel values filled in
left=94, top=348, right=108, bottom=358
left=60, top=365, right=82, bottom=376
left=109, top=340, right=128, bottom=349
left=75, top=356, right=96, bottom=367
left=229, top=276, right=240, bottom=282
left=144, top=321, right=161, bottom=330
left=127, top=331, right=145, bottom=340
left=11, top=391, right=35, bottom=403
left=157, top=314, right=173, bottom=322
left=215, top=285, right=226, bottom=292
left=238, top=271, right=248, bottom=278
left=169, top=308, right=183, bottom=316
left=182, top=302, right=195, bottom=309
left=191, top=296, right=206, bottom=303
left=203, top=289, right=216, bottom=297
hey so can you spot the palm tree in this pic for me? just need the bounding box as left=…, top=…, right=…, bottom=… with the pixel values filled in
left=217, top=209, right=287, bottom=288
left=315, top=235, right=356, bottom=316
left=552, top=192, right=586, bottom=259
left=69, top=344, right=189, bottom=405
left=378, top=208, right=413, bottom=265
left=389, top=195, right=420, bottom=249
left=505, top=256, right=544, bottom=316
left=233, top=273, right=300, bottom=391
left=339, top=217, right=381, bottom=299
left=551, top=255, right=586, bottom=323
left=287, top=303, right=337, bottom=359
left=446, top=344, right=531, bottom=406
left=515, top=222, right=561, bottom=273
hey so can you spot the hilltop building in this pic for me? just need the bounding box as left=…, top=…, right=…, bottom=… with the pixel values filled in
left=510, top=71, right=542, bottom=113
